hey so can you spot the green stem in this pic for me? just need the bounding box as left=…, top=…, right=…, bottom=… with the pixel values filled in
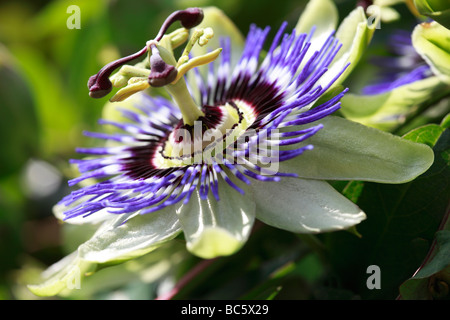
left=155, top=258, right=217, bottom=300
left=166, top=79, right=204, bottom=125
left=296, top=233, right=328, bottom=260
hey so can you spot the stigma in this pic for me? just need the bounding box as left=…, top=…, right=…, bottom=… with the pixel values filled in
left=87, top=7, right=223, bottom=127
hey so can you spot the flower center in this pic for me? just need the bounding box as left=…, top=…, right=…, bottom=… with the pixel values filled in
left=153, top=100, right=257, bottom=168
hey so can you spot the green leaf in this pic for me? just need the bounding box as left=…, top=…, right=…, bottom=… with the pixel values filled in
left=0, top=48, right=39, bottom=178
left=279, top=116, right=435, bottom=183
left=398, top=125, right=450, bottom=300
left=240, top=252, right=324, bottom=300
left=11, top=46, right=83, bottom=156
left=412, top=21, right=450, bottom=84
left=402, top=123, right=445, bottom=147
left=323, top=128, right=450, bottom=299
left=442, top=113, right=450, bottom=129
left=414, top=0, right=450, bottom=30
left=341, top=180, right=365, bottom=204
left=399, top=230, right=450, bottom=299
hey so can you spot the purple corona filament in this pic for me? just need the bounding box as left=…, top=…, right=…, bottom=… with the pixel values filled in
left=362, top=30, right=432, bottom=95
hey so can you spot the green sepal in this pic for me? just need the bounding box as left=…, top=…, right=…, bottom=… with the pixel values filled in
left=414, top=0, right=450, bottom=29
left=340, top=76, right=450, bottom=131
left=412, top=21, right=450, bottom=84
left=28, top=207, right=182, bottom=296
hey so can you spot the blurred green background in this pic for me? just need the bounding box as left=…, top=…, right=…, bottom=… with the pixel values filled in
left=0, top=0, right=428, bottom=300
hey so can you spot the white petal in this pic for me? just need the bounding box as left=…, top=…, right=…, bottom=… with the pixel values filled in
left=176, top=177, right=256, bottom=259
left=187, top=6, right=245, bottom=89
left=295, top=0, right=338, bottom=39
left=251, top=177, right=366, bottom=233
left=78, top=205, right=182, bottom=264
left=326, top=6, right=375, bottom=90
left=28, top=252, right=91, bottom=297
left=28, top=206, right=182, bottom=297
left=279, top=116, right=434, bottom=183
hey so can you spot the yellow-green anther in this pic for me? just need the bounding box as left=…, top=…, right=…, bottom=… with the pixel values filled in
left=179, top=29, right=203, bottom=64
left=120, top=65, right=151, bottom=78
left=169, top=28, right=190, bottom=50
left=173, top=48, right=222, bottom=84
left=155, top=29, right=189, bottom=55
left=199, top=27, right=214, bottom=46
left=110, top=74, right=128, bottom=88
left=128, top=76, right=148, bottom=84
left=110, top=65, right=151, bottom=87
left=110, top=80, right=150, bottom=102
left=177, top=27, right=215, bottom=68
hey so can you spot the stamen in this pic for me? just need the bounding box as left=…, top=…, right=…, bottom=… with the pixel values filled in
left=177, top=28, right=214, bottom=68
left=174, top=48, right=222, bottom=84
left=110, top=65, right=151, bottom=88
left=173, top=27, right=221, bottom=83
left=87, top=8, right=203, bottom=99
left=109, top=80, right=150, bottom=102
